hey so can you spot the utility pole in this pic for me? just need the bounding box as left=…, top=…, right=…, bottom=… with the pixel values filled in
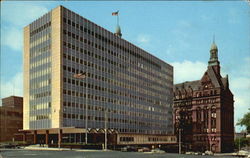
left=179, top=129, right=181, bottom=154
left=238, top=137, right=241, bottom=152
left=73, top=72, right=87, bottom=144
left=104, top=109, right=108, bottom=151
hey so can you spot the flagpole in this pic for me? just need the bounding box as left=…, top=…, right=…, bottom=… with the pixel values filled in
left=117, top=14, right=119, bottom=26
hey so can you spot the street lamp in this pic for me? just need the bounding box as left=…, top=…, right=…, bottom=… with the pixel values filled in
left=104, top=108, right=108, bottom=151
left=73, top=72, right=88, bottom=144
left=238, top=126, right=243, bottom=153
left=179, top=128, right=181, bottom=154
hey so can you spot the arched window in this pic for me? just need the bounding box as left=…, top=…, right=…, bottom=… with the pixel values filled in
left=196, top=108, right=201, bottom=121
left=203, top=107, right=209, bottom=132
left=211, top=106, right=216, bottom=131
left=188, top=87, right=193, bottom=97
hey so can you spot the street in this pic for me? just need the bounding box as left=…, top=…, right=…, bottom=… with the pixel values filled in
left=0, top=149, right=236, bottom=158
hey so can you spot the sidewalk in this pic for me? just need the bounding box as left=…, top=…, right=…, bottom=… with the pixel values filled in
left=24, top=145, right=109, bottom=152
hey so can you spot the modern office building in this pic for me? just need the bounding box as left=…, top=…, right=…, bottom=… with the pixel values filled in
left=23, top=5, right=175, bottom=145
left=0, top=96, right=23, bottom=142
left=173, top=42, right=234, bottom=153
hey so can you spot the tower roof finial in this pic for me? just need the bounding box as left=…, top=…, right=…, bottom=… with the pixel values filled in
left=112, top=10, right=122, bottom=37
left=210, top=35, right=217, bottom=51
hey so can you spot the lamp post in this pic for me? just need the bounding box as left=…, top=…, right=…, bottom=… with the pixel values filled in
left=237, top=126, right=243, bottom=153
left=73, top=72, right=87, bottom=144
left=104, top=108, right=108, bottom=151
left=179, top=128, right=181, bottom=154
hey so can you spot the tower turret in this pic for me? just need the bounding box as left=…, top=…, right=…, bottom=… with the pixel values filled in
left=115, top=25, right=122, bottom=37
left=208, top=40, right=220, bottom=75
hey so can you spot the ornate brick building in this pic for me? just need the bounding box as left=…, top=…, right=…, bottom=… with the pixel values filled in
left=173, top=42, right=234, bottom=153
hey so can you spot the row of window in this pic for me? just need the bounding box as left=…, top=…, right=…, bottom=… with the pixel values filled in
left=63, top=76, right=163, bottom=108
left=30, top=69, right=51, bottom=80
left=63, top=30, right=170, bottom=83
left=31, top=91, right=51, bottom=99
left=30, top=114, right=51, bottom=121
left=63, top=101, right=165, bottom=120
left=30, top=102, right=51, bottom=111
left=62, top=88, right=166, bottom=114
left=193, top=135, right=217, bottom=141
left=120, top=137, right=134, bottom=142
left=30, top=33, right=51, bottom=48
left=63, top=30, right=163, bottom=78
left=63, top=65, right=165, bottom=99
left=30, top=44, right=51, bottom=59
left=175, top=89, right=219, bottom=100
left=30, top=79, right=51, bottom=89
left=30, top=21, right=51, bottom=37
left=63, top=17, right=161, bottom=69
left=148, top=137, right=172, bottom=142
left=62, top=45, right=127, bottom=70
left=63, top=39, right=168, bottom=90
left=62, top=113, right=164, bottom=128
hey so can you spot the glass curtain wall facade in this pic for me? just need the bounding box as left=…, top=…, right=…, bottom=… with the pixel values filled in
left=25, top=12, right=52, bottom=129
left=24, top=6, right=173, bottom=136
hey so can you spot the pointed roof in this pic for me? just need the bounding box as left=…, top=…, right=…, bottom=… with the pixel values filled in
left=206, top=66, right=221, bottom=88
left=210, top=35, right=218, bottom=51
left=174, top=67, right=228, bottom=91
left=175, top=80, right=201, bottom=91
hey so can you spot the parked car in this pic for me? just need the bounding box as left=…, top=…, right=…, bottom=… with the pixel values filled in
left=204, top=150, right=213, bottom=155
left=121, top=146, right=137, bottom=152
left=185, top=151, right=195, bottom=155
left=151, top=148, right=165, bottom=153
left=138, top=147, right=150, bottom=152
left=238, top=150, right=250, bottom=157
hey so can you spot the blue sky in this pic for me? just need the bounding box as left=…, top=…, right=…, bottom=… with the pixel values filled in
left=1, top=1, right=249, bottom=131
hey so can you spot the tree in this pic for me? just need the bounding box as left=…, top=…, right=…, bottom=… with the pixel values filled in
left=234, top=137, right=250, bottom=150
left=237, top=109, right=250, bottom=133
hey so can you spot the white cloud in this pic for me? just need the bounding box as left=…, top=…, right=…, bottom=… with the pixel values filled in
left=1, top=26, right=22, bottom=51
left=0, top=72, right=23, bottom=103
left=231, top=76, right=250, bottom=129
left=171, top=60, right=207, bottom=84
left=2, top=3, right=49, bottom=27
left=231, top=77, right=250, bottom=90
left=137, top=34, right=150, bottom=44
left=1, top=3, right=49, bottom=51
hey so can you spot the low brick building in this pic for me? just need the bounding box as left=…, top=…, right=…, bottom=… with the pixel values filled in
left=0, top=96, right=23, bottom=142
left=173, top=42, right=234, bottom=153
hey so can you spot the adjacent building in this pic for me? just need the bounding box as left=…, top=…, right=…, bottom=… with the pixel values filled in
left=0, top=96, right=23, bottom=142
left=23, top=6, right=175, bottom=145
left=173, top=42, right=234, bottom=153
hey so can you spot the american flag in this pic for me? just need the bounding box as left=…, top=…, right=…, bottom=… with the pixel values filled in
left=73, top=72, right=86, bottom=79
left=112, top=11, right=119, bottom=16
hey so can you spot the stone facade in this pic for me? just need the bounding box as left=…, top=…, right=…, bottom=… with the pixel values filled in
left=173, top=42, right=234, bottom=153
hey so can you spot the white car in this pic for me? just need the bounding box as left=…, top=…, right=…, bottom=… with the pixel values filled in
left=151, top=148, right=165, bottom=153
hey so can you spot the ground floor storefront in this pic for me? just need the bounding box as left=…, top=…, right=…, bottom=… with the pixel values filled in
left=19, top=128, right=176, bottom=148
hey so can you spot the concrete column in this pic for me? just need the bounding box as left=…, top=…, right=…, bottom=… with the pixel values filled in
left=34, top=130, right=37, bottom=144
left=58, top=129, right=62, bottom=147
left=216, top=109, right=221, bottom=133
left=45, top=130, right=49, bottom=144
left=201, top=109, right=204, bottom=122
left=23, top=133, right=27, bottom=142
left=208, top=109, right=211, bottom=133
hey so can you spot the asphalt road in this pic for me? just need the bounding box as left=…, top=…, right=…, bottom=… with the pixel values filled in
left=0, top=150, right=235, bottom=158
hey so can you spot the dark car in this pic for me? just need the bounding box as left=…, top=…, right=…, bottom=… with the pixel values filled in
left=121, top=146, right=137, bottom=152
